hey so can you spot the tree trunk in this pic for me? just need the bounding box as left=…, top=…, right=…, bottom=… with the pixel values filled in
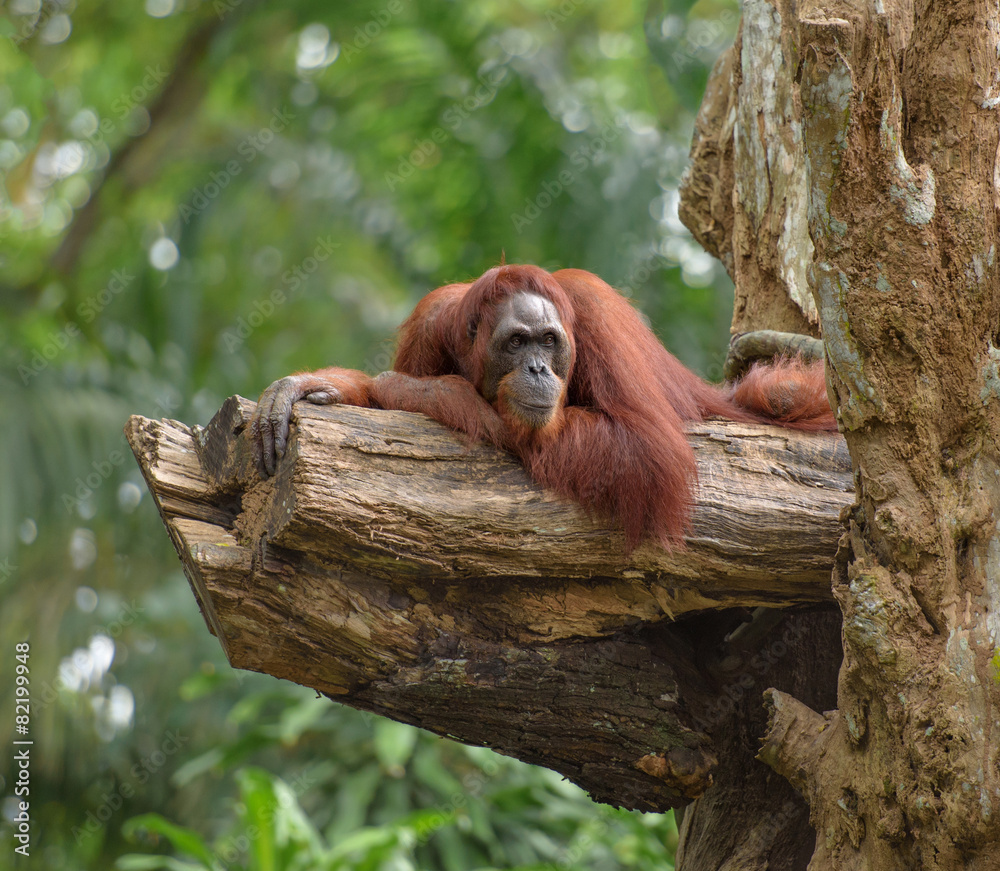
left=682, top=0, right=1000, bottom=867
left=126, top=400, right=850, bottom=815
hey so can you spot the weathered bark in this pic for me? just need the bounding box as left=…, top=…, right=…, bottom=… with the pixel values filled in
left=679, top=37, right=739, bottom=281
left=199, top=398, right=851, bottom=622
left=674, top=609, right=842, bottom=871
left=126, top=398, right=850, bottom=814
left=681, top=0, right=1000, bottom=867
left=680, top=8, right=822, bottom=340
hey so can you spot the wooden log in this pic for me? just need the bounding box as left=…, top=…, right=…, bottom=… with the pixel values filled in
left=125, top=396, right=852, bottom=810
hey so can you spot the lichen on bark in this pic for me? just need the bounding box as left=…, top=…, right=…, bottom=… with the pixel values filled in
left=682, top=0, right=1000, bottom=867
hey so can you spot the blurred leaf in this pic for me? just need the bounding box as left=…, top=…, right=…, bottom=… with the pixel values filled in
left=373, top=718, right=419, bottom=772
left=178, top=670, right=230, bottom=701
left=121, top=814, right=215, bottom=866
left=116, top=857, right=203, bottom=870
left=236, top=768, right=280, bottom=870
left=171, top=747, right=225, bottom=788
left=277, top=693, right=329, bottom=745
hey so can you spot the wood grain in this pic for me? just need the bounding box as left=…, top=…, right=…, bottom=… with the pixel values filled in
left=126, top=397, right=852, bottom=809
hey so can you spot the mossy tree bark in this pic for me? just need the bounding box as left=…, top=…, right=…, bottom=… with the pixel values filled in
left=682, top=0, right=1000, bottom=867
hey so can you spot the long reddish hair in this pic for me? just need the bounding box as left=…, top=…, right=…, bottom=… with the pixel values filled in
left=389, top=264, right=834, bottom=548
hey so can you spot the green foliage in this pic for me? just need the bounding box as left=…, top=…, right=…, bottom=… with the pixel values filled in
left=117, top=752, right=678, bottom=871
left=0, top=0, right=735, bottom=867
left=125, top=683, right=678, bottom=870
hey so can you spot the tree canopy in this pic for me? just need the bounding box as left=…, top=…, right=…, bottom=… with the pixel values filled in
left=0, top=1, right=740, bottom=868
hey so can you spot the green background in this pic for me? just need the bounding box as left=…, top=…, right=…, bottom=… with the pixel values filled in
left=0, top=0, right=738, bottom=867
